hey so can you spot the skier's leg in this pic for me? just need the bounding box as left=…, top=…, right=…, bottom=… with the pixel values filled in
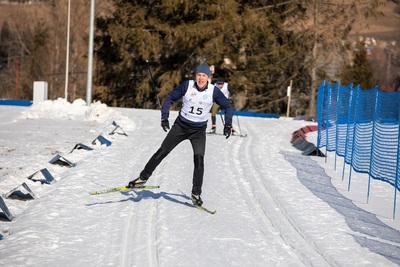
left=190, top=130, right=206, bottom=196
left=139, top=121, right=186, bottom=179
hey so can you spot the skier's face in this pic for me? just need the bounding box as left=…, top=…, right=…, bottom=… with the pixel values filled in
left=196, top=73, right=208, bottom=90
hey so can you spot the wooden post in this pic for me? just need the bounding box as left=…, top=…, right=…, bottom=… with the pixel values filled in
left=286, top=80, right=293, bottom=117
left=15, top=59, right=19, bottom=98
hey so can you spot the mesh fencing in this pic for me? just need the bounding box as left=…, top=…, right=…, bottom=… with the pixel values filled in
left=317, top=82, right=400, bottom=191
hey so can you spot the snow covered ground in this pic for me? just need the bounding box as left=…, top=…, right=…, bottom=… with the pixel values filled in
left=0, top=98, right=399, bottom=266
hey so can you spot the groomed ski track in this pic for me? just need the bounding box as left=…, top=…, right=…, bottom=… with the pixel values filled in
left=1, top=106, right=397, bottom=267
left=115, top=108, right=330, bottom=266
left=95, top=108, right=395, bottom=266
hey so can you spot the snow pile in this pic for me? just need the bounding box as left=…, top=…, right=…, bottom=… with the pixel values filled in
left=21, top=98, right=116, bottom=123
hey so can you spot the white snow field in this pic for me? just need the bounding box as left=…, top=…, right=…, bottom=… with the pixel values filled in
left=0, top=99, right=399, bottom=267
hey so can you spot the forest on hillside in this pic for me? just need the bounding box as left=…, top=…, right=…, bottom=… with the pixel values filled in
left=0, top=0, right=399, bottom=117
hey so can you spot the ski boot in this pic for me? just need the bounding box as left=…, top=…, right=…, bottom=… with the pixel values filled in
left=127, top=177, right=147, bottom=188
left=211, top=125, right=216, bottom=134
left=191, top=193, right=203, bottom=206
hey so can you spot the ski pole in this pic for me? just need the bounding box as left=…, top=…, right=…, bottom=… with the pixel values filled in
left=146, top=60, right=161, bottom=109
left=236, top=111, right=243, bottom=135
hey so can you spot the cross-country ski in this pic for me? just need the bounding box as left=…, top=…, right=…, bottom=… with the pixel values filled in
left=206, top=131, right=247, bottom=138
left=89, top=185, right=160, bottom=195
left=184, top=202, right=217, bottom=214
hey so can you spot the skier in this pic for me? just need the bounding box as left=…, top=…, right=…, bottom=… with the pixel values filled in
left=127, top=62, right=233, bottom=206
left=210, top=77, right=236, bottom=134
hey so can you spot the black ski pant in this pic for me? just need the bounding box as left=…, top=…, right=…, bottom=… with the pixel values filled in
left=140, top=116, right=206, bottom=195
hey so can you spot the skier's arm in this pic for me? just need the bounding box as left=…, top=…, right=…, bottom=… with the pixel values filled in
left=161, top=81, right=189, bottom=120
left=213, top=88, right=233, bottom=125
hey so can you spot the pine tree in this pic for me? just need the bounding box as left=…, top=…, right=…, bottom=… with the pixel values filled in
left=93, top=0, right=386, bottom=115
left=94, top=0, right=311, bottom=113
left=340, top=41, right=377, bottom=90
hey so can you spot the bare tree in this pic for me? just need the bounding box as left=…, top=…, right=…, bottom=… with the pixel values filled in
left=300, top=0, right=388, bottom=117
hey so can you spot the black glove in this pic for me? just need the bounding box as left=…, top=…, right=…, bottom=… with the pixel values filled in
left=223, top=124, right=232, bottom=139
left=161, top=119, right=170, bottom=132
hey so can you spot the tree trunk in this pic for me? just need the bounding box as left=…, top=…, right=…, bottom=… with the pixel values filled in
left=309, top=0, right=318, bottom=118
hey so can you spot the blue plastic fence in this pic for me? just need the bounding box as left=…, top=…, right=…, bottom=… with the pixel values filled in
left=316, top=81, right=400, bottom=218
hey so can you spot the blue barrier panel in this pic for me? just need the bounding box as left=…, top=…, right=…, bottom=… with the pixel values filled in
left=317, top=81, right=400, bottom=217
left=317, top=81, right=327, bottom=149
left=27, top=168, right=56, bottom=185
left=218, top=110, right=280, bottom=118
left=351, top=86, right=377, bottom=173
left=323, top=82, right=340, bottom=152
left=92, top=135, right=112, bottom=147
left=0, top=100, right=32, bottom=106
left=370, top=90, right=399, bottom=186
left=0, top=196, right=14, bottom=221
left=234, top=111, right=280, bottom=118
left=336, top=83, right=353, bottom=157
left=344, top=85, right=359, bottom=165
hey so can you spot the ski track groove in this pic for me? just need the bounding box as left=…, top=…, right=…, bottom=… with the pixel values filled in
left=227, top=128, right=305, bottom=265
left=121, top=193, right=159, bottom=267
left=121, top=197, right=140, bottom=266
left=121, top=114, right=160, bottom=267
left=234, top=121, right=332, bottom=266
left=147, top=196, right=160, bottom=267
